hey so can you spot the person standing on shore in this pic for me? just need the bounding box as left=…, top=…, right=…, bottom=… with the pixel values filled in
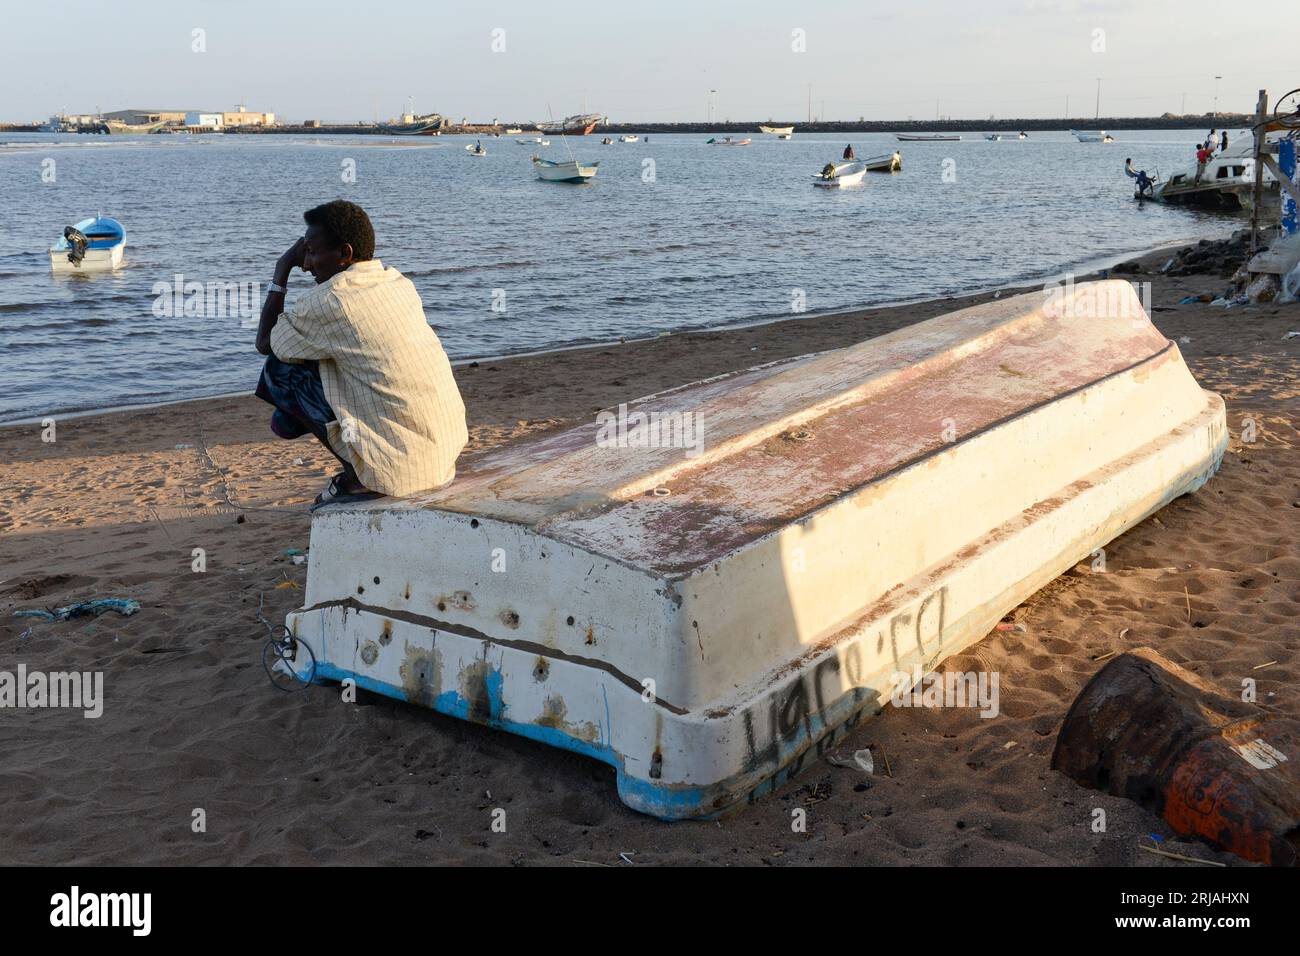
left=254, top=199, right=468, bottom=508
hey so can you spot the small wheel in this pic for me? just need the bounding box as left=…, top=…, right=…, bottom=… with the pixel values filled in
left=1274, top=88, right=1300, bottom=128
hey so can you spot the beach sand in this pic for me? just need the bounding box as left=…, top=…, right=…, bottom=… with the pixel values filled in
left=2, top=254, right=1296, bottom=866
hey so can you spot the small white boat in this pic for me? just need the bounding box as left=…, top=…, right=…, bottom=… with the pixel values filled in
left=813, top=161, right=867, bottom=188
left=601, top=137, right=614, bottom=145
left=466, top=144, right=487, bottom=156
left=862, top=151, right=902, bottom=172
left=896, top=133, right=960, bottom=142
left=1073, top=130, right=1114, bottom=143
left=1018, top=132, right=1028, bottom=140
left=707, top=137, right=751, bottom=146
left=49, top=216, right=125, bottom=273
left=985, top=133, right=1003, bottom=141
left=516, top=137, right=548, bottom=145
left=777, top=133, right=792, bottom=140
left=532, top=155, right=599, bottom=183
left=619, top=134, right=638, bottom=143
left=759, top=125, right=795, bottom=135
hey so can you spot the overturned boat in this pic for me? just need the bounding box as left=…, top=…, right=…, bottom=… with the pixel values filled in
left=49, top=216, right=125, bottom=273
left=279, top=281, right=1226, bottom=820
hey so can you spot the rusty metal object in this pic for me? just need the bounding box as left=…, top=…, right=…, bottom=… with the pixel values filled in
left=1053, top=648, right=1299, bottom=866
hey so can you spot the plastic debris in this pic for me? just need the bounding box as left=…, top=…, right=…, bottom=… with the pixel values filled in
left=13, top=598, right=141, bottom=624
left=853, top=749, right=874, bottom=774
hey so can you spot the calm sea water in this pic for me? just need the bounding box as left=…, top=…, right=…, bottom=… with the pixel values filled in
left=0, top=129, right=1240, bottom=422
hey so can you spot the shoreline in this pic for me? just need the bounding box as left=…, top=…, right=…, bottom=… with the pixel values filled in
left=0, top=234, right=1214, bottom=429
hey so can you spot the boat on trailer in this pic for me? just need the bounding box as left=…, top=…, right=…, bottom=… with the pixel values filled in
left=49, top=216, right=125, bottom=273
left=531, top=155, right=599, bottom=182
left=278, top=281, right=1226, bottom=820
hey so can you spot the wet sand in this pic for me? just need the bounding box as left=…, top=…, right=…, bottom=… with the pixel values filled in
left=1, top=253, right=1296, bottom=865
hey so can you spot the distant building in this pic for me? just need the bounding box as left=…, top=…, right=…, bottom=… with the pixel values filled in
left=101, top=107, right=275, bottom=128
left=103, top=109, right=189, bottom=125
left=221, top=106, right=275, bottom=127
left=185, top=112, right=225, bottom=129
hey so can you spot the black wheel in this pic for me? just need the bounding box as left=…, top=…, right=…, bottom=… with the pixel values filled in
left=1274, top=88, right=1300, bottom=128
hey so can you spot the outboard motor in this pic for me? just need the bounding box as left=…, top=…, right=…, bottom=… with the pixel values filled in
left=63, top=226, right=88, bottom=266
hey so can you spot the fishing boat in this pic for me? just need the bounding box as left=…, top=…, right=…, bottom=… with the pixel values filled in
left=759, top=125, right=795, bottom=135
left=278, top=281, right=1226, bottom=820
left=813, top=160, right=867, bottom=188
left=465, top=144, right=487, bottom=156
left=896, top=133, right=960, bottom=142
left=379, top=112, right=444, bottom=135
left=1073, top=129, right=1114, bottom=143
left=706, top=137, right=751, bottom=146
left=862, top=150, right=902, bottom=172
left=49, top=216, right=125, bottom=273
left=1150, top=137, right=1280, bottom=209
left=103, top=120, right=165, bottom=135
left=985, top=133, right=1003, bottom=141
left=777, top=133, right=793, bottom=140
left=531, top=155, right=599, bottom=183
left=619, top=134, right=639, bottom=143
left=601, top=137, right=614, bottom=145
left=537, top=113, right=602, bottom=136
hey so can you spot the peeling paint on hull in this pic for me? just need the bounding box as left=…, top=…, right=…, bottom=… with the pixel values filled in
left=282, top=281, right=1227, bottom=820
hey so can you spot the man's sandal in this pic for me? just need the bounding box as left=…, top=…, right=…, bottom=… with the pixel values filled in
left=310, top=473, right=385, bottom=512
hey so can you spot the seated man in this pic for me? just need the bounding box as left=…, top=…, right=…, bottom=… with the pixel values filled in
left=255, top=200, right=468, bottom=509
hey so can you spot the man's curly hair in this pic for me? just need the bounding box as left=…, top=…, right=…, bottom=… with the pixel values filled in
left=303, top=199, right=375, bottom=260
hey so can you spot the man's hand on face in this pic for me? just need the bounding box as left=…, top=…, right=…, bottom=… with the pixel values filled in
left=275, top=237, right=307, bottom=283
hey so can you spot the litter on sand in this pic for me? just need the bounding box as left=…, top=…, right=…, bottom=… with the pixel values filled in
left=13, top=598, right=141, bottom=624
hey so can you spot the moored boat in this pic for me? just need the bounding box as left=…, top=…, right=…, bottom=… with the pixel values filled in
left=759, top=125, right=795, bottom=135
left=985, top=133, right=1003, bottom=141
left=813, top=160, right=867, bottom=187
left=537, top=113, right=602, bottom=136
left=379, top=112, right=444, bottom=135
left=280, top=282, right=1227, bottom=820
left=706, top=137, right=751, bottom=146
left=896, top=132, right=960, bottom=142
left=619, top=134, right=638, bottom=143
left=532, top=155, right=599, bottom=182
left=1073, top=129, right=1114, bottom=143
left=49, top=216, right=125, bottom=273
left=862, top=150, right=902, bottom=172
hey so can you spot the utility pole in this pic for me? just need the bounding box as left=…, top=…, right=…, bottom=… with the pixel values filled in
left=1213, top=75, right=1222, bottom=116
left=807, top=83, right=812, bottom=123
left=1095, top=78, right=1101, bottom=120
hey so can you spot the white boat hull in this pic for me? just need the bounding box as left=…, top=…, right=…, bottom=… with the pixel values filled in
left=280, top=282, right=1226, bottom=820
left=813, top=161, right=867, bottom=187
left=533, top=158, right=599, bottom=182
left=49, top=243, right=124, bottom=273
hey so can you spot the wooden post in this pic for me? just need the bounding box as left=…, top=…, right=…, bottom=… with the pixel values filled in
left=1250, top=89, right=1268, bottom=256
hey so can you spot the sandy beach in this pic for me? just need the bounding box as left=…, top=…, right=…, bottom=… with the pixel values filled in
left=2, top=250, right=1296, bottom=866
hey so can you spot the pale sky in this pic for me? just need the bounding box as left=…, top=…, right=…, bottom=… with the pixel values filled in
left=3, top=0, right=1294, bottom=123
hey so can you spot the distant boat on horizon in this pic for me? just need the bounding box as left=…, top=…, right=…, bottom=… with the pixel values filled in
left=537, top=113, right=603, bottom=136
left=379, top=112, right=443, bottom=135
left=1072, top=129, right=1115, bottom=143
left=759, top=124, right=795, bottom=135
left=896, top=133, right=960, bottom=142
